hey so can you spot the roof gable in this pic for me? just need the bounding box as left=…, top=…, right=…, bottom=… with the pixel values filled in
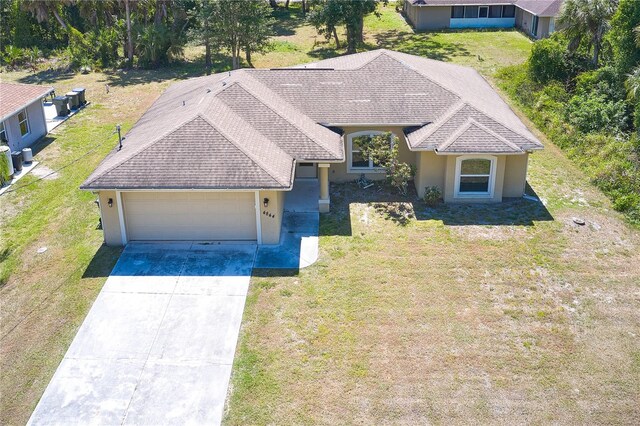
left=0, top=82, right=53, bottom=121
left=436, top=118, right=523, bottom=153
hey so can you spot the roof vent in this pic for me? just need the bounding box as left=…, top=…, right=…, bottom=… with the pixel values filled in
left=206, top=88, right=211, bottom=93
left=182, top=100, right=186, bottom=106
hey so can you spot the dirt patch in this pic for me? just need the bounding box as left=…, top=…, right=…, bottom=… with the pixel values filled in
left=30, top=165, right=59, bottom=180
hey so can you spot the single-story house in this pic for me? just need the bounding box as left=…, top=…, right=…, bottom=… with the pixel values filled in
left=81, top=49, right=543, bottom=246
left=0, top=82, right=54, bottom=152
left=403, top=0, right=563, bottom=39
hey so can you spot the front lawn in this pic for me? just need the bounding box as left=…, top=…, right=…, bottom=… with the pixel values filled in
left=1, top=3, right=638, bottom=426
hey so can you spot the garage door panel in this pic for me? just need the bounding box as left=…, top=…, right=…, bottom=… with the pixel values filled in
left=123, top=192, right=257, bottom=241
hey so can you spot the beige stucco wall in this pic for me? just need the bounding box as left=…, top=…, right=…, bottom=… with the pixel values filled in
left=516, top=8, right=550, bottom=39
left=3, top=99, right=47, bottom=152
left=98, top=190, right=124, bottom=246
left=259, top=190, right=285, bottom=245
left=329, top=126, right=417, bottom=183
left=443, top=155, right=506, bottom=203
left=415, top=151, right=447, bottom=198
left=503, top=153, right=529, bottom=197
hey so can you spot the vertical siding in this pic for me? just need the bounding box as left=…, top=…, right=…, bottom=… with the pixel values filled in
left=3, top=100, right=47, bottom=152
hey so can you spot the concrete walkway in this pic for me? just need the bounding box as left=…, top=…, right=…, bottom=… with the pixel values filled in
left=255, top=180, right=320, bottom=269
left=28, top=243, right=256, bottom=426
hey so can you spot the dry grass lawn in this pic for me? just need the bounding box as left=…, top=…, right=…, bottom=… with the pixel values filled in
left=0, top=3, right=638, bottom=425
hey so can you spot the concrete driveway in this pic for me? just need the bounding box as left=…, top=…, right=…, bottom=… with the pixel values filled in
left=28, top=243, right=256, bottom=426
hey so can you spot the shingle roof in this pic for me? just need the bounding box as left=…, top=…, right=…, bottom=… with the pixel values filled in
left=82, top=49, right=542, bottom=191
left=436, top=118, right=524, bottom=153
left=0, top=82, right=53, bottom=122
left=406, top=0, right=563, bottom=17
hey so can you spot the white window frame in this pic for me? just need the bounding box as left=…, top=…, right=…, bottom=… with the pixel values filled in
left=17, top=109, right=30, bottom=137
left=0, top=121, right=6, bottom=144
left=347, top=130, right=390, bottom=173
left=454, top=155, right=497, bottom=198
left=478, top=6, right=489, bottom=18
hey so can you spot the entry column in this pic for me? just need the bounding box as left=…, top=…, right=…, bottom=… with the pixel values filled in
left=318, top=163, right=330, bottom=212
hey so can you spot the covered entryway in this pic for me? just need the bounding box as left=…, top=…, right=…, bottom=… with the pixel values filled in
left=123, top=192, right=257, bottom=242
left=295, top=162, right=317, bottom=178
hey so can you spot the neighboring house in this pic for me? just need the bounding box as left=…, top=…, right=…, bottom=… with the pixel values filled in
left=0, top=82, right=54, bottom=152
left=81, top=49, right=543, bottom=246
left=404, top=0, right=563, bottom=39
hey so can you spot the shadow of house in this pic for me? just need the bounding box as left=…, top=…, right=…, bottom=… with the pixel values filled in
left=81, top=244, right=124, bottom=278
left=320, top=182, right=553, bottom=237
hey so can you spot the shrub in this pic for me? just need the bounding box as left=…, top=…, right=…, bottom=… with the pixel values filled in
left=359, top=132, right=416, bottom=195
left=529, top=38, right=567, bottom=84
left=423, top=186, right=442, bottom=207
left=566, top=92, right=629, bottom=134
left=0, top=151, right=11, bottom=186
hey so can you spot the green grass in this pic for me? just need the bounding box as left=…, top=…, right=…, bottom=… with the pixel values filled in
left=1, top=3, right=638, bottom=425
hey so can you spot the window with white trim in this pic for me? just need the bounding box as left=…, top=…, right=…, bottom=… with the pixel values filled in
left=0, top=121, right=7, bottom=144
left=454, top=156, right=496, bottom=197
left=347, top=131, right=391, bottom=172
left=17, top=109, right=29, bottom=136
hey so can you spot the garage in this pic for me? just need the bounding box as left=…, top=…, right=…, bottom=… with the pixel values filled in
left=122, top=192, right=257, bottom=242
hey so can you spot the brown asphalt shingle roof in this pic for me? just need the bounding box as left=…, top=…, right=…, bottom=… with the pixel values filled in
left=82, top=49, right=542, bottom=191
left=0, top=82, right=53, bottom=122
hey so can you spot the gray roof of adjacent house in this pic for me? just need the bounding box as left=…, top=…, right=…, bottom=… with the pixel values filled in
left=0, top=82, right=54, bottom=122
left=406, top=0, right=563, bottom=17
left=82, top=49, right=542, bottom=191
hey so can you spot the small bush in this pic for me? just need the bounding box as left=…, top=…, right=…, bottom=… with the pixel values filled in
left=423, top=186, right=442, bottom=207
left=529, top=38, right=567, bottom=84
left=566, top=93, right=629, bottom=134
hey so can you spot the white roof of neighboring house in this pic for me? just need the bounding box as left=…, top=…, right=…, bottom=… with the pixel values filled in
left=0, top=82, right=53, bottom=122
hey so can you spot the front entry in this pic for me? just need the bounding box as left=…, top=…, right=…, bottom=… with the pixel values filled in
left=295, top=162, right=317, bottom=179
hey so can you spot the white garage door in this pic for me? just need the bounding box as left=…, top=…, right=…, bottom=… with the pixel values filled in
left=123, top=192, right=257, bottom=241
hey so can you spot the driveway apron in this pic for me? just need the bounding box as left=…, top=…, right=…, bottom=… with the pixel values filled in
left=28, top=243, right=256, bottom=426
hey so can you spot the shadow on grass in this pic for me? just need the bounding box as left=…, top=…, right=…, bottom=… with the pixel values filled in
left=271, top=3, right=307, bottom=37
left=321, top=182, right=553, bottom=236
left=82, top=244, right=123, bottom=278
left=16, top=69, right=76, bottom=85
left=368, top=30, right=471, bottom=61
left=252, top=268, right=299, bottom=278
left=29, top=135, right=57, bottom=156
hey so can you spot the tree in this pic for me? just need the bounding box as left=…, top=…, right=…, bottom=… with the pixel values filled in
left=123, top=0, right=134, bottom=67
left=308, top=0, right=378, bottom=53
left=203, top=0, right=274, bottom=70
left=21, top=0, right=71, bottom=30
left=557, top=0, right=618, bottom=67
left=610, top=0, right=640, bottom=74
left=359, top=132, right=415, bottom=195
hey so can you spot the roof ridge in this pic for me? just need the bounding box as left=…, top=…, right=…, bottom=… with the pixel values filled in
left=464, top=104, right=541, bottom=148
left=380, top=50, right=462, bottom=105
left=82, top=113, right=202, bottom=187
left=231, top=73, right=342, bottom=159
left=406, top=101, right=466, bottom=147
left=437, top=117, right=523, bottom=153
left=196, top=108, right=293, bottom=188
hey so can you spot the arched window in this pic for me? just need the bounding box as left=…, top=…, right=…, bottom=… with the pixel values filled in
left=454, top=155, right=497, bottom=198
left=347, top=131, right=392, bottom=173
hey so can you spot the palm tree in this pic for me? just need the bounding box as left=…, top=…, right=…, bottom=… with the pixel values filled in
left=22, top=0, right=72, bottom=30
left=558, top=0, right=618, bottom=67
left=625, top=25, right=640, bottom=100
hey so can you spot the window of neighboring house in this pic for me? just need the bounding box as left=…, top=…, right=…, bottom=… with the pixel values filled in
left=479, top=6, right=489, bottom=18
left=502, top=5, right=516, bottom=18
left=531, top=15, right=539, bottom=37
left=454, top=156, right=496, bottom=197
left=489, top=5, right=502, bottom=18
left=17, top=109, right=29, bottom=136
left=348, top=131, right=389, bottom=172
left=451, top=6, right=464, bottom=18
left=464, top=6, right=479, bottom=18
left=0, top=121, right=7, bottom=144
